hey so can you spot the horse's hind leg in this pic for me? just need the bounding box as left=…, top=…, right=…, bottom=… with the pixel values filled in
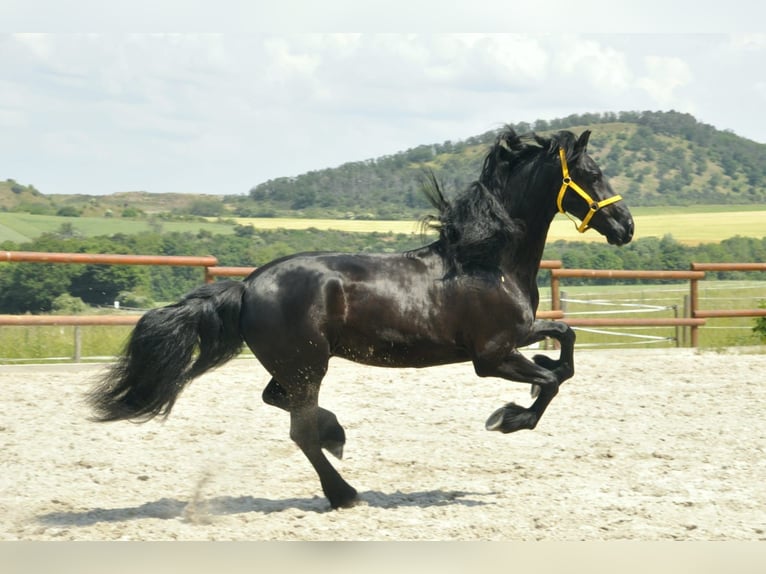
left=262, top=378, right=346, bottom=459
left=260, top=366, right=357, bottom=508
left=290, top=404, right=358, bottom=509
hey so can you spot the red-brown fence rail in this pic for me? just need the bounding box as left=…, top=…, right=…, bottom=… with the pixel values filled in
left=3, top=250, right=218, bottom=270
left=0, top=315, right=140, bottom=326
left=206, top=260, right=563, bottom=280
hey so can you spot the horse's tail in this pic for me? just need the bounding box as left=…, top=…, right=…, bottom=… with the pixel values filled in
left=87, top=280, right=247, bottom=422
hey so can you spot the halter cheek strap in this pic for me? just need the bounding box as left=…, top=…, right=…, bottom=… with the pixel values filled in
left=557, top=147, right=622, bottom=233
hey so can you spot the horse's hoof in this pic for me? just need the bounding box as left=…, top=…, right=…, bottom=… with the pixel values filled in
left=323, top=440, right=344, bottom=460
left=485, top=403, right=537, bottom=433
left=329, top=489, right=359, bottom=510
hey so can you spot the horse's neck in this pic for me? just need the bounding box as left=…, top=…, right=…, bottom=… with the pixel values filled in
left=500, top=171, right=559, bottom=304
left=501, top=215, right=550, bottom=274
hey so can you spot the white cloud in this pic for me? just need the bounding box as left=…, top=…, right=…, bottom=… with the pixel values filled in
left=555, top=37, right=632, bottom=93
left=0, top=32, right=764, bottom=196
left=637, top=56, right=694, bottom=108
left=724, top=34, right=766, bottom=52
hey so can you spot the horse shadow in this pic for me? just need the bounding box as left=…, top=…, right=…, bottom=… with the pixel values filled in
left=37, top=489, right=493, bottom=527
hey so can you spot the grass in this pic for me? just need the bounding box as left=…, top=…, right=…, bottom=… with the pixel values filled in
left=230, top=217, right=426, bottom=235
left=0, top=324, right=133, bottom=363
left=0, top=212, right=238, bottom=243
left=225, top=207, right=766, bottom=246
left=549, top=208, right=766, bottom=245
left=537, top=280, right=766, bottom=349
left=2, top=206, right=765, bottom=246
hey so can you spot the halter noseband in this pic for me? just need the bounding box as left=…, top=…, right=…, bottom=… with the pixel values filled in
left=557, top=147, right=622, bottom=233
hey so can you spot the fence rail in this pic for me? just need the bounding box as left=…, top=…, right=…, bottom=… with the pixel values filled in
left=0, top=314, right=140, bottom=326
left=549, top=268, right=711, bottom=346
left=691, top=262, right=766, bottom=272
left=1, top=251, right=765, bottom=359
left=3, top=250, right=218, bottom=269
left=686, top=262, right=766, bottom=346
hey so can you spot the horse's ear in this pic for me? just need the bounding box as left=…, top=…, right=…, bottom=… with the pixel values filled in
left=575, top=130, right=591, bottom=153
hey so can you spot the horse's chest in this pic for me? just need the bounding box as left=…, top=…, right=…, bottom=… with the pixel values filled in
left=450, top=277, right=533, bottom=326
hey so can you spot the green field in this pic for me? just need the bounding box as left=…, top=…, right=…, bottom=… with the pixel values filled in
left=0, top=324, right=134, bottom=363
left=233, top=206, right=766, bottom=245
left=0, top=212, right=238, bottom=244
left=550, top=208, right=766, bottom=245
left=2, top=205, right=765, bottom=246
left=537, top=280, right=766, bottom=349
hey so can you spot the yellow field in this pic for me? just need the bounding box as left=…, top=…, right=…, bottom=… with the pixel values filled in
left=232, top=217, right=426, bottom=235
left=549, top=210, right=766, bottom=245
left=233, top=210, right=766, bottom=245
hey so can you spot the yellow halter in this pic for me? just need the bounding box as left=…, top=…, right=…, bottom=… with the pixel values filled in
left=557, top=147, right=622, bottom=233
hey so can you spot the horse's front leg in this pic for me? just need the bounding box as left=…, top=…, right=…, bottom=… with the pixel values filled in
left=522, top=319, right=576, bottom=380
left=474, top=349, right=562, bottom=434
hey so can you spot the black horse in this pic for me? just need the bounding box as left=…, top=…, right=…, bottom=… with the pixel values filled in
left=89, top=128, right=634, bottom=509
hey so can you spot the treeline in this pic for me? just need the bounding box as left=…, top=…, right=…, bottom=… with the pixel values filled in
left=0, top=227, right=424, bottom=313
left=1, top=228, right=764, bottom=313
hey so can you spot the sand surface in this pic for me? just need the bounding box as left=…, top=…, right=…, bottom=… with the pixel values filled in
left=1, top=348, right=765, bottom=540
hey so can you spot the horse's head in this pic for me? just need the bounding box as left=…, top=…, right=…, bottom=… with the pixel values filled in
left=551, top=130, right=634, bottom=246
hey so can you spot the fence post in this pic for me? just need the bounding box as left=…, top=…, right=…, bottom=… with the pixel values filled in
left=551, top=273, right=560, bottom=313
left=74, top=325, right=82, bottom=362
left=690, top=275, right=700, bottom=347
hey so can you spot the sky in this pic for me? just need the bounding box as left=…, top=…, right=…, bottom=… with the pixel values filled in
left=2, top=2, right=765, bottom=197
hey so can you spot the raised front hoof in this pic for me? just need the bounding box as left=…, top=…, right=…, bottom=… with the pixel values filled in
left=327, top=487, right=359, bottom=510
left=485, top=402, right=537, bottom=433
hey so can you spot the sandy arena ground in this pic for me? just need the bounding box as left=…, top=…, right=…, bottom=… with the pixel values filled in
left=1, top=347, right=764, bottom=541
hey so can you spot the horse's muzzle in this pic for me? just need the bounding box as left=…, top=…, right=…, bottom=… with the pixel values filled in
left=607, top=216, right=634, bottom=246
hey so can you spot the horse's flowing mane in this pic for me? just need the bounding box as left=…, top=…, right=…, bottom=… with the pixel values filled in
left=421, top=127, right=578, bottom=275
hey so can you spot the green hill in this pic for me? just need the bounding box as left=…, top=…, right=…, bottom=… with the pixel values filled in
left=242, top=111, right=766, bottom=218
left=3, top=111, right=765, bottom=220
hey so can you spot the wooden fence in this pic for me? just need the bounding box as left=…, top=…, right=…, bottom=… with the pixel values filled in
left=549, top=264, right=766, bottom=347
left=688, top=263, right=766, bottom=347
left=1, top=251, right=764, bottom=359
